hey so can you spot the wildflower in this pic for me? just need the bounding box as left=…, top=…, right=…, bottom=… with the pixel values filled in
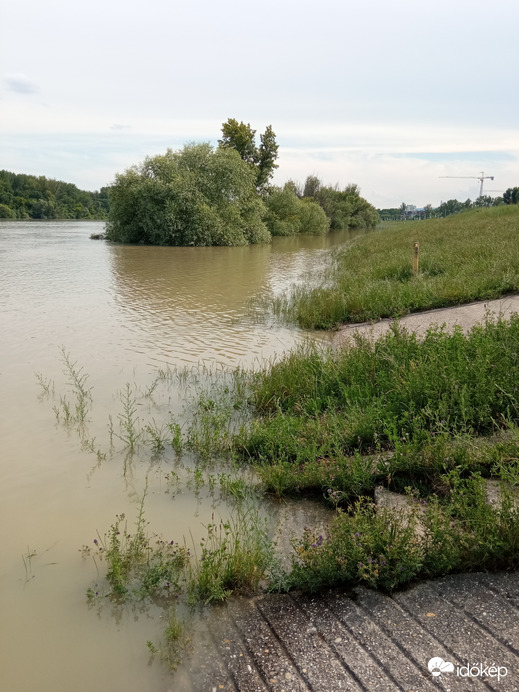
left=93, top=539, right=98, bottom=544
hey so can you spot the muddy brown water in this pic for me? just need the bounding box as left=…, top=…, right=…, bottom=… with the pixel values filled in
left=0, top=220, right=365, bottom=692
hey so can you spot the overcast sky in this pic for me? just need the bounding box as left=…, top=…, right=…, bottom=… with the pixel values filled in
left=1, top=0, right=517, bottom=208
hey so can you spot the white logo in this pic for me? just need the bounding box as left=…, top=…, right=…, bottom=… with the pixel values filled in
left=428, top=657, right=454, bottom=677
left=427, top=657, right=508, bottom=682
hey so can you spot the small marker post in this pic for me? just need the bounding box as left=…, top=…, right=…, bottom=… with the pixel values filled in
left=413, top=242, right=419, bottom=276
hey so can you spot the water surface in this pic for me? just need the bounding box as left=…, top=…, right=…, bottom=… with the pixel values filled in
left=0, top=220, right=361, bottom=691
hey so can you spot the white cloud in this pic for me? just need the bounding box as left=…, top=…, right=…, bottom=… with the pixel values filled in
left=0, top=0, right=517, bottom=206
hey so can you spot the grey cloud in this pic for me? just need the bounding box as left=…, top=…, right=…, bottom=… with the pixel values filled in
left=4, top=74, right=38, bottom=94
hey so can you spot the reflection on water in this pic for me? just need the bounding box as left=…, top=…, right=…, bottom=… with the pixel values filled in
left=0, top=220, right=365, bottom=692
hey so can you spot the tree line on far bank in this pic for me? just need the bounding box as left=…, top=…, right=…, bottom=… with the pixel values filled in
left=379, top=187, right=519, bottom=221
left=105, top=119, right=380, bottom=246
left=0, top=170, right=110, bottom=220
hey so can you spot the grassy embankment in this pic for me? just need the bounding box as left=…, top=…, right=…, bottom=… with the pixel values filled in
left=237, top=317, right=519, bottom=591
left=275, top=205, right=519, bottom=328
left=232, top=205, right=519, bottom=592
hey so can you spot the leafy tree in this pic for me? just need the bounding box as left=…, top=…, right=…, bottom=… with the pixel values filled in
left=264, top=184, right=330, bottom=236
left=503, top=187, right=519, bottom=205
left=0, top=170, right=109, bottom=219
left=301, top=177, right=379, bottom=229
left=0, top=203, right=15, bottom=218
left=218, top=119, right=279, bottom=192
left=106, top=143, right=270, bottom=246
left=256, top=125, right=279, bottom=191
left=303, top=175, right=321, bottom=199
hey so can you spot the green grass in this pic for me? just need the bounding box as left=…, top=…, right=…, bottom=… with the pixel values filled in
left=239, top=316, right=519, bottom=472
left=274, top=205, right=519, bottom=328
left=231, top=314, right=519, bottom=591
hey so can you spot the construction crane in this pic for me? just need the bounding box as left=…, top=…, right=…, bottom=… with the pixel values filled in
left=439, top=171, right=494, bottom=198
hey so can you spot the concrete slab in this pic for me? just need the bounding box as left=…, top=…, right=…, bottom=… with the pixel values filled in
left=177, top=572, right=519, bottom=691
left=334, top=295, right=519, bottom=347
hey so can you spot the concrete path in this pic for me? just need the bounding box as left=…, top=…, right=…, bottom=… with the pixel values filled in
left=173, top=570, right=519, bottom=691
left=334, top=295, right=519, bottom=346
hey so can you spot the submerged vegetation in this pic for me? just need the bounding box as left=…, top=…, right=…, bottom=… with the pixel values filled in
left=35, top=199, right=519, bottom=673
left=41, top=312, right=519, bottom=605
left=36, top=310, right=519, bottom=670
left=273, top=205, right=519, bottom=328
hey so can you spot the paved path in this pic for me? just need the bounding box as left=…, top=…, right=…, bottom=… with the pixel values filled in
left=334, top=295, right=519, bottom=345
left=173, top=571, right=519, bottom=691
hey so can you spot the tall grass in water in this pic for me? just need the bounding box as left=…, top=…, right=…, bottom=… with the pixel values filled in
left=275, top=206, right=519, bottom=328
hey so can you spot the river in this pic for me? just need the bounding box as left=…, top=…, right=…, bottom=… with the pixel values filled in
left=0, top=220, right=363, bottom=691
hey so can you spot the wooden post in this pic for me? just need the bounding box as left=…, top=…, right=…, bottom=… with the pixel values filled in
left=413, top=242, right=419, bottom=276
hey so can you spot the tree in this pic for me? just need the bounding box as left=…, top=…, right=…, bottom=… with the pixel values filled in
left=503, top=187, right=519, bottom=205
left=302, top=176, right=379, bottom=229
left=0, top=169, right=109, bottom=219
left=256, top=125, right=279, bottom=191
left=106, top=143, right=270, bottom=246
left=218, top=119, right=279, bottom=192
left=303, top=175, right=321, bottom=199
left=264, top=184, right=330, bottom=236
left=0, top=203, right=15, bottom=218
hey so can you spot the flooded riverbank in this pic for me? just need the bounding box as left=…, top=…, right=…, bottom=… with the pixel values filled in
left=0, top=220, right=364, bottom=691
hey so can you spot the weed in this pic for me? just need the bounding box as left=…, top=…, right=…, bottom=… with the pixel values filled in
left=59, top=347, right=92, bottom=423
left=35, top=372, right=55, bottom=398
left=83, top=486, right=189, bottom=602
left=114, top=383, right=141, bottom=451
left=144, top=419, right=169, bottom=453
left=188, top=505, right=277, bottom=604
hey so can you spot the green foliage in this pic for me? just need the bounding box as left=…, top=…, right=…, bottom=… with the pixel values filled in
left=240, top=316, right=519, bottom=465
left=85, top=496, right=190, bottom=602
left=289, top=499, right=423, bottom=592
left=276, top=205, right=519, bottom=328
left=288, top=472, right=519, bottom=593
left=218, top=119, right=279, bottom=191
left=188, top=507, right=276, bottom=603
left=0, top=203, right=16, bottom=218
left=302, top=177, right=379, bottom=230
left=264, top=185, right=330, bottom=236
left=503, top=186, right=519, bottom=205
left=0, top=169, right=109, bottom=219
left=106, top=143, right=270, bottom=246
